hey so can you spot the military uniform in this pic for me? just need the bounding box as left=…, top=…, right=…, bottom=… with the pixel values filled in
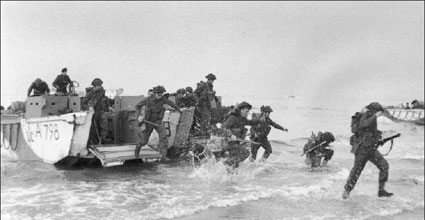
left=53, top=71, right=72, bottom=95
left=134, top=86, right=180, bottom=159
left=222, top=102, right=258, bottom=168
left=250, top=116, right=285, bottom=160
left=27, top=79, right=50, bottom=96
left=82, top=79, right=109, bottom=144
left=175, top=88, right=191, bottom=108
left=303, top=132, right=335, bottom=166
left=343, top=102, right=392, bottom=199
left=184, top=92, right=197, bottom=108
left=194, top=74, right=217, bottom=133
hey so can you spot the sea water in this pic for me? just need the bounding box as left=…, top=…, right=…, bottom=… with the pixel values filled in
left=1, top=97, right=424, bottom=220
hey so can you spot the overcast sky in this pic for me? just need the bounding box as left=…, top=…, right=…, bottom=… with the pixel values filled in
left=1, top=1, right=424, bottom=107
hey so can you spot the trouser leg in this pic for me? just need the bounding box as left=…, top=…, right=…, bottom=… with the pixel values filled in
left=154, top=121, right=169, bottom=158
left=224, top=142, right=249, bottom=168
left=250, top=144, right=260, bottom=160
left=89, top=113, right=100, bottom=144
left=135, top=125, right=154, bottom=157
left=323, top=148, right=334, bottom=161
left=199, top=106, right=211, bottom=132
left=369, top=150, right=389, bottom=190
left=262, top=140, right=272, bottom=159
left=344, top=148, right=370, bottom=192
left=98, top=112, right=108, bottom=139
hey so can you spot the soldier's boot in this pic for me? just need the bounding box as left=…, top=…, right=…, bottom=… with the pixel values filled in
left=378, top=181, right=393, bottom=197
left=259, top=152, right=270, bottom=162
left=101, top=136, right=112, bottom=144
left=378, top=189, right=393, bottom=197
left=342, top=190, right=350, bottom=200
left=161, top=149, right=170, bottom=162
left=134, top=144, right=142, bottom=157
left=249, top=154, right=256, bottom=162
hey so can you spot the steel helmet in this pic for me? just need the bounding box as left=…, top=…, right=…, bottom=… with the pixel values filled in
left=91, top=78, right=103, bottom=86
left=153, top=85, right=166, bottom=94
left=366, top=102, right=384, bottom=112
left=322, top=132, right=335, bottom=143
left=185, top=86, right=193, bottom=93
left=205, top=73, right=216, bottom=80
left=261, top=105, right=273, bottom=113
left=34, top=78, right=43, bottom=84
left=176, top=88, right=187, bottom=95
left=237, top=101, right=252, bottom=110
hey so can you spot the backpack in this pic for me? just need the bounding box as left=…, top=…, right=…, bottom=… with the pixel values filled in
left=350, top=112, right=362, bottom=154
left=351, top=112, right=362, bottom=134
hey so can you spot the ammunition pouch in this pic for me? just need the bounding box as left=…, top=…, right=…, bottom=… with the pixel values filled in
left=241, top=128, right=248, bottom=139
left=350, top=135, right=360, bottom=154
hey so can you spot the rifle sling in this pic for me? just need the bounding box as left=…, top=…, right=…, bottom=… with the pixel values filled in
left=382, top=139, right=394, bottom=156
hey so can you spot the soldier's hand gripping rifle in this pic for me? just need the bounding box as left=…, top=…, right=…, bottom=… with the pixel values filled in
left=300, top=141, right=327, bottom=157
left=376, top=133, right=401, bottom=156
left=136, top=105, right=161, bottom=127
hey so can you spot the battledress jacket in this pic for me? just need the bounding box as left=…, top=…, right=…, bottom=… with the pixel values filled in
left=135, top=96, right=180, bottom=122
left=27, top=81, right=50, bottom=96
left=223, top=113, right=259, bottom=139
left=194, top=82, right=215, bottom=108
left=81, top=88, right=108, bottom=113
left=52, top=74, right=72, bottom=93
left=356, top=112, right=382, bottom=147
left=250, top=117, right=284, bottom=139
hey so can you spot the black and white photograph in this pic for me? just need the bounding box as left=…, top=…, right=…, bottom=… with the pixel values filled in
left=1, top=1, right=424, bottom=220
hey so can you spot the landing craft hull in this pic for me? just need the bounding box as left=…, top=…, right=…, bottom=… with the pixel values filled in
left=379, top=109, right=424, bottom=125
left=1, top=110, right=94, bottom=164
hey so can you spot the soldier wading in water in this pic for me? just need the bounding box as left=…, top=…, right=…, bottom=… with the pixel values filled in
left=343, top=102, right=393, bottom=199
left=222, top=101, right=259, bottom=168
left=249, top=105, right=288, bottom=162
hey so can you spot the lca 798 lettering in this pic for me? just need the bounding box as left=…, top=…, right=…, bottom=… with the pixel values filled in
left=27, top=123, right=60, bottom=142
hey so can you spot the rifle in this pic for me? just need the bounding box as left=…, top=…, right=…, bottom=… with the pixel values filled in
left=234, top=138, right=261, bottom=145
left=376, top=133, right=401, bottom=156
left=300, top=141, right=327, bottom=157
left=140, top=119, right=161, bottom=127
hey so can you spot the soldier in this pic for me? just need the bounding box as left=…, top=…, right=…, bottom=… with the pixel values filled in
left=82, top=78, right=111, bottom=144
left=52, top=68, right=72, bottom=95
left=194, top=73, right=217, bottom=134
left=184, top=87, right=197, bottom=107
left=134, top=86, right=181, bottom=161
left=303, top=131, right=335, bottom=166
left=249, top=106, right=288, bottom=162
left=27, top=78, right=50, bottom=96
left=185, top=86, right=193, bottom=95
left=222, top=101, right=259, bottom=168
left=175, top=88, right=187, bottom=108
left=343, top=102, right=393, bottom=199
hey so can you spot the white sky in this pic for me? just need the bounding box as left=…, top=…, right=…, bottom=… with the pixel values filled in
left=1, top=1, right=424, bottom=107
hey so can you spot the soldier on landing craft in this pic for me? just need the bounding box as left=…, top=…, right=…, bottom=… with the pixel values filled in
left=194, top=73, right=218, bottom=134
left=27, top=78, right=50, bottom=97
left=134, top=86, right=181, bottom=161
left=82, top=78, right=111, bottom=144
left=52, top=67, right=72, bottom=96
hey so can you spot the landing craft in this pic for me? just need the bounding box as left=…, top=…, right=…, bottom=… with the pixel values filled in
left=378, top=101, right=424, bottom=126
left=1, top=88, right=232, bottom=167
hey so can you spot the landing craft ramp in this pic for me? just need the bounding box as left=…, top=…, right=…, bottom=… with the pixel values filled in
left=88, top=144, right=161, bottom=167
left=83, top=96, right=196, bottom=167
